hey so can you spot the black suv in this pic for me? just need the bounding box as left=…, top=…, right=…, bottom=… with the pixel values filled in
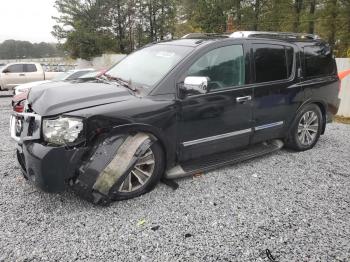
left=10, top=31, right=340, bottom=204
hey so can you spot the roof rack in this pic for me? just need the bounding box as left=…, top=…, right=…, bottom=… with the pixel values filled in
left=229, top=31, right=320, bottom=40
left=182, top=33, right=229, bottom=39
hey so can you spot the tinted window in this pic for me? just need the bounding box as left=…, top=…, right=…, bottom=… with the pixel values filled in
left=187, top=45, right=245, bottom=90
left=304, top=45, right=335, bottom=77
left=286, top=46, right=294, bottom=77
left=254, top=44, right=291, bottom=83
left=6, top=64, right=24, bottom=73
left=24, top=64, right=37, bottom=72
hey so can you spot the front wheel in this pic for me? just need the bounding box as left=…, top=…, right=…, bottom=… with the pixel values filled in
left=286, top=104, right=323, bottom=151
left=111, top=141, right=165, bottom=201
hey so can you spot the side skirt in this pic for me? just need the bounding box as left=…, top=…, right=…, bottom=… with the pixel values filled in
left=165, top=139, right=284, bottom=179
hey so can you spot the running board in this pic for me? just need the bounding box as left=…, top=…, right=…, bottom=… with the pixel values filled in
left=165, top=139, right=284, bottom=179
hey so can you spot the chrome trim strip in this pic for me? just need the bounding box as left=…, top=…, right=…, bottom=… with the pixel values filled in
left=255, top=121, right=284, bottom=131
left=182, top=128, right=252, bottom=147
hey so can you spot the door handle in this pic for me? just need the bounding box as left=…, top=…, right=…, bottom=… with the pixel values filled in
left=236, top=96, right=252, bottom=103
left=19, top=74, right=25, bottom=76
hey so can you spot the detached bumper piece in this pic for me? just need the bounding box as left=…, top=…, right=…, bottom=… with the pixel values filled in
left=73, top=133, right=154, bottom=205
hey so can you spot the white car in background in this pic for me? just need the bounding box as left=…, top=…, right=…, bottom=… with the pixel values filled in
left=14, top=68, right=95, bottom=95
left=0, top=62, right=61, bottom=90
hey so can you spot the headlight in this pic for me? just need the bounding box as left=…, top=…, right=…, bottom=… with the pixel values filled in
left=43, top=117, right=84, bottom=145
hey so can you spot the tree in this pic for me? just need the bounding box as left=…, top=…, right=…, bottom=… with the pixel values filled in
left=52, top=0, right=117, bottom=60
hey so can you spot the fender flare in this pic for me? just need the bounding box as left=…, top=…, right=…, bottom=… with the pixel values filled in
left=288, top=99, right=327, bottom=137
left=73, top=132, right=157, bottom=204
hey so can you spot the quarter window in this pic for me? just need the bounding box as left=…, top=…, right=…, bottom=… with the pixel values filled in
left=187, top=45, right=245, bottom=90
left=254, top=44, right=293, bottom=83
left=303, top=45, right=335, bottom=77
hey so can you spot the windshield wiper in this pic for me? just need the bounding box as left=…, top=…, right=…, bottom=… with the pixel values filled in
left=103, top=74, right=137, bottom=92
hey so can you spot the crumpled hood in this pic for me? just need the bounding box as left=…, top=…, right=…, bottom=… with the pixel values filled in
left=28, top=81, right=134, bottom=116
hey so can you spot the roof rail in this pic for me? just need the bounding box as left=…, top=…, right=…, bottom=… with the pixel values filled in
left=230, top=31, right=320, bottom=40
left=182, top=33, right=229, bottom=39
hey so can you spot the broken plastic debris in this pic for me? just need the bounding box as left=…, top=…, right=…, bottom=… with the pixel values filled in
left=137, top=219, right=146, bottom=226
left=151, top=225, right=160, bottom=231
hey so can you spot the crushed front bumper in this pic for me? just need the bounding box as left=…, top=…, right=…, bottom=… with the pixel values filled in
left=10, top=112, right=87, bottom=192
left=16, top=142, right=86, bottom=192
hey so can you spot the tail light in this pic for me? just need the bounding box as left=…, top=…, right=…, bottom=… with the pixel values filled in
left=12, top=91, right=29, bottom=113
left=14, top=100, right=25, bottom=113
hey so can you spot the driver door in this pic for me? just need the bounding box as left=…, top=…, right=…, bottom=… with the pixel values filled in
left=177, top=43, right=254, bottom=161
left=1, top=64, right=26, bottom=89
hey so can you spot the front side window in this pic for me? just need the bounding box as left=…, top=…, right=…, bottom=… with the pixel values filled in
left=106, top=44, right=193, bottom=89
left=5, top=64, right=24, bottom=73
left=254, top=44, right=293, bottom=83
left=186, top=45, right=245, bottom=90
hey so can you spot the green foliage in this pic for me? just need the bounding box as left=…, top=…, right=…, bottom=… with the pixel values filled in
left=52, top=0, right=350, bottom=58
left=0, top=40, right=62, bottom=59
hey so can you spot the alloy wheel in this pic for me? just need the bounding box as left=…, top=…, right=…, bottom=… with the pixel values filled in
left=118, top=148, right=155, bottom=193
left=297, top=111, right=319, bottom=146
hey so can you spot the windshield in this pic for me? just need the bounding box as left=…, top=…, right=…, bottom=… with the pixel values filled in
left=106, top=44, right=193, bottom=88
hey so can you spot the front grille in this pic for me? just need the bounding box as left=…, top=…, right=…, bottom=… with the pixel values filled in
left=10, top=113, right=42, bottom=143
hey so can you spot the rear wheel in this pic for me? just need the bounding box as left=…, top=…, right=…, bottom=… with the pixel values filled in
left=286, top=104, right=323, bottom=151
left=111, top=141, right=165, bottom=201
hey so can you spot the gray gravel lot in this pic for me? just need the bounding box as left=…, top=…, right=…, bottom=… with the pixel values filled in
left=0, top=96, right=349, bottom=262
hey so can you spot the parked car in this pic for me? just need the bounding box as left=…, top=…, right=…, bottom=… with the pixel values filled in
left=14, top=68, right=95, bottom=95
left=12, top=68, right=95, bottom=112
left=10, top=32, right=340, bottom=205
left=0, top=62, right=60, bottom=90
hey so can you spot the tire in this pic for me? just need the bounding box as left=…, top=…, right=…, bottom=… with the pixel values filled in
left=111, top=141, right=165, bottom=201
left=286, top=104, right=323, bottom=151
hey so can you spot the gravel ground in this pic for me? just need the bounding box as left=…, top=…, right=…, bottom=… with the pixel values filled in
left=0, top=96, right=349, bottom=262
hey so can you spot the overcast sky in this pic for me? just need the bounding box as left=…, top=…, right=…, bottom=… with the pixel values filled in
left=0, top=0, right=58, bottom=43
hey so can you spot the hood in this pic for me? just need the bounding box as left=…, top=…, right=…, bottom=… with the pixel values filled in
left=28, top=81, right=134, bottom=116
left=15, top=80, right=51, bottom=92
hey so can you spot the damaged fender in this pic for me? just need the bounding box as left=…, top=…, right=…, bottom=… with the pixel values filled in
left=73, top=132, right=155, bottom=204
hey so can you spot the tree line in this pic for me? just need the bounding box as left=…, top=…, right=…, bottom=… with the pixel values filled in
left=53, top=0, right=350, bottom=60
left=0, top=40, right=63, bottom=60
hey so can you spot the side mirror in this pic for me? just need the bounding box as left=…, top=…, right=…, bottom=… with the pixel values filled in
left=181, top=76, right=210, bottom=95
left=2, top=68, right=10, bottom=73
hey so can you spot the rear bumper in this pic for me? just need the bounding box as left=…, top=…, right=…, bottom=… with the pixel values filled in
left=17, top=142, right=86, bottom=192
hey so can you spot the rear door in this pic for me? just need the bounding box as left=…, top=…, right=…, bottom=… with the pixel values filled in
left=251, top=41, right=303, bottom=143
left=24, top=64, right=43, bottom=82
left=177, top=41, right=254, bottom=161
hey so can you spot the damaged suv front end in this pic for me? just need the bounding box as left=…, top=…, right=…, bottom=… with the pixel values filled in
left=10, top=43, right=192, bottom=204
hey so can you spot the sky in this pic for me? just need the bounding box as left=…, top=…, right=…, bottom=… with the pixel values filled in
left=0, top=0, right=59, bottom=43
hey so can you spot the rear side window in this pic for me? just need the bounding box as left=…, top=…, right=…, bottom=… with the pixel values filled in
left=303, top=45, right=335, bottom=77
left=6, top=64, right=24, bottom=73
left=253, top=44, right=294, bottom=83
left=187, top=45, right=245, bottom=90
left=24, top=64, right=37, bottom=72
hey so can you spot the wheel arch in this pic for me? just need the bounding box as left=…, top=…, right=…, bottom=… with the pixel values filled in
left=295, top=99, right=327, bottom=135
left=109, top=123, right=174, bottom=169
